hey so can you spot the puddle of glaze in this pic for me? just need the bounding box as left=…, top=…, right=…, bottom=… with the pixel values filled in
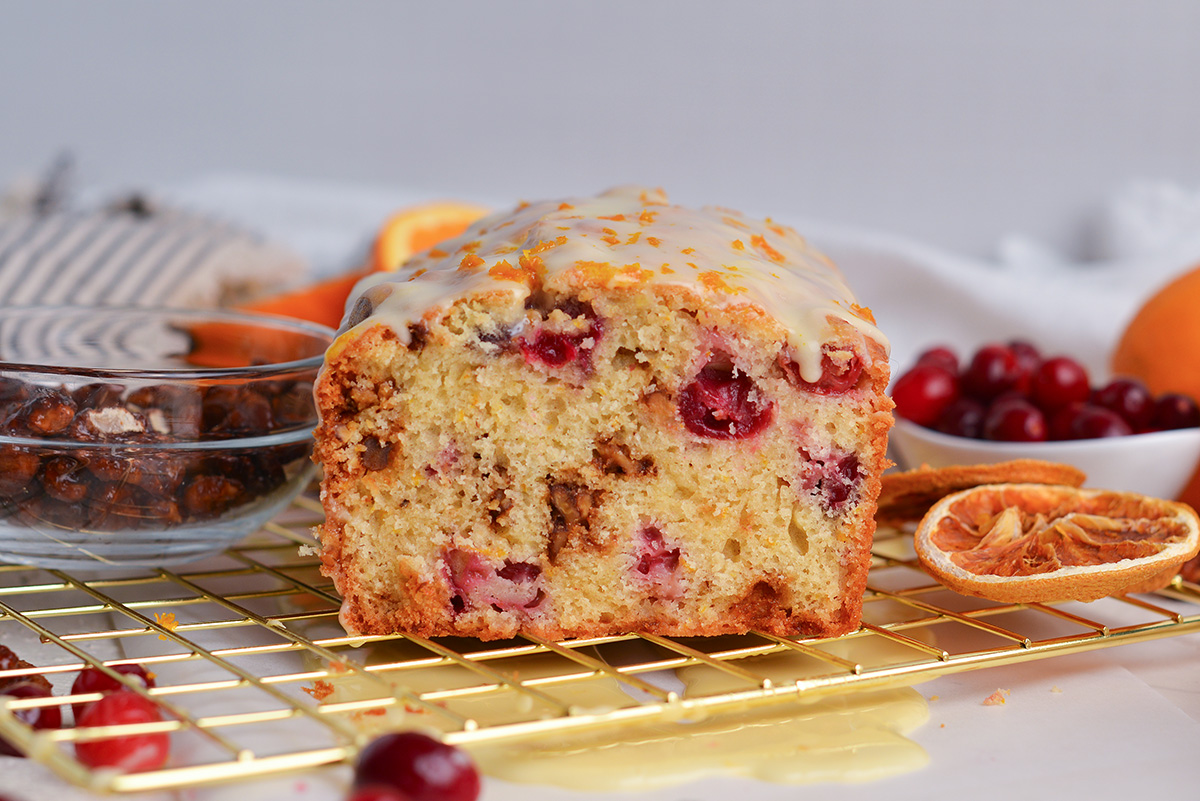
left=311, top=634, right=931, bottom=790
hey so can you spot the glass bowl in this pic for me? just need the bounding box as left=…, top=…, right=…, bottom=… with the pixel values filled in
left=889, top=417, right=1200, bottom=500
left=0, top=306, right=334, bottom=570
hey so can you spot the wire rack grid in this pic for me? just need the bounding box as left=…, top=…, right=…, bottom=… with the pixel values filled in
left=1, top=494, right=1198, bottom=794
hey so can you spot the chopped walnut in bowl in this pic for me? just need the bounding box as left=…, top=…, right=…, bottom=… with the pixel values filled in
left=0, top=306, right=334, bottom=569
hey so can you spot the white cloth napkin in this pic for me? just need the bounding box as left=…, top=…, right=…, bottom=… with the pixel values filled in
left=809, top=181, right=1200, bottom=380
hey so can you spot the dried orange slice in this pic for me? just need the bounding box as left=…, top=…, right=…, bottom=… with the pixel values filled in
left=914, top=484, right=1200, bottom=602
left=369, top=201, right=490, bottom=272
left=878, top=459, right=1086, bottom=527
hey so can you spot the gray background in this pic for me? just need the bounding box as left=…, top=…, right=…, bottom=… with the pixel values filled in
left=2, top=0, right=1199, bottom=258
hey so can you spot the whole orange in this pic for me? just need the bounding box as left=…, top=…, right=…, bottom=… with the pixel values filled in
left=1111, top=264, right=1200, bottom=506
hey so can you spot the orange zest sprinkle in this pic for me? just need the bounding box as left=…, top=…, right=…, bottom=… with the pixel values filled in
left=458, top=240, right=482, bottom=253
left=459, top=253, right=485, bottom=272
left=686, top=262, right=699, bottom=270
left=517, top=253, right=547, bottom=283
left=516, top=201, right=531, bottom=210
left=681, top=247, right=695, bottom=255
left=851, top=303, right=877, bottom=324
left=557, top=202, right=574, bottom=211
left=529, top=235, right=568, bottom=254
left=697, top=270, right=747, bottom=294
left=574, top=260, right=654, bottom=283
left=487, top=259, right=518, bottom=281
left=646, top=236, right=662, bottom=247
left=601, top=233, right=620, bottom=245
left=303, top=680, right=335, bottom=700
left=660, top=264, right=675, bottom=274
left=722, top=215, right=749, bottom=230
left=982, top=689, right=1010, bottom=706
left=750, top=234, right=785, bottom=263
left=427, top=248, right=448, bottom=259
left=638, top=209, right=658, bottom=225
left=408, top=268, right=428, bottom=281
left=732, top=239, right=745, bottom=251
left=626, top=231, right=642, bottom=245
left=766, top=219, right=789, bottom=237
left=598, top=214, right=626, bottom=221
left=154, top=612, right=178, bottom=640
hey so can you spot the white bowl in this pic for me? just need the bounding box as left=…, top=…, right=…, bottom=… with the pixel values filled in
left=889, top=418, right=1200, bottom=500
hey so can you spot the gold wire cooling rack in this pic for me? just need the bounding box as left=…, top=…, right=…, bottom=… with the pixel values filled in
left=1, top=494, right=1199, bottom=794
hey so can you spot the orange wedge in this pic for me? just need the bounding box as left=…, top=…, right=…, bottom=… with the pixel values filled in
left=914, top=484, right=1200, bottom=603
left=240, top=270, right=370, bottom=331
left=238, top=201, right=490, bottom=329
left=369, top=201, right=491, bottom=273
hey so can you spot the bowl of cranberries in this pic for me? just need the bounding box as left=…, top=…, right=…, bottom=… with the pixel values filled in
left=0, top=305, right=334, bottom=569
left=889, top=341, right=1200, bottom=499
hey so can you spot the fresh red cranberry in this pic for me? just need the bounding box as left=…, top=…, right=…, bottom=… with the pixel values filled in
left=799, top=449, right=862, bottom=513
left=891, top=364, right=959, bottom=426
left=962, top=344, right=1023, bottom=401
left=1007, top=340, right=1042, bottom=392
left=678, top=358, right=773, bottom=439
left=519, top=330, right=578, bottom=368
left=1048, top=402, right=1083, bottom=440
left=1030, top=356, right=1090, bottom=411
left=1052, top=404, right=1133, bottom=440
left=349, top=786, right=414, bottom=801
left=74, top=689, right=169, bottom=772
left=71, top=664, right=156, bottom=720
left=353, top=731, right=480, bottom=801
left=0, top=681, right=62, bottom=757
left=915, top=345, right=959, bottom=373
left=783, top=346, right=863, bottom=394
left=982, top=397, right=1048, bottom=442
left=932, top=397, right=987, bottom=438
left=1091, top=378, right=1155, bottom=431
left=1153, top=393, right=1200, bottom=430
left=1007, top=340, right=1041, bottom=368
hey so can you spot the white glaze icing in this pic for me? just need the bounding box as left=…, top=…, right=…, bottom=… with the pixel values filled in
left=341, top=186, right=887, bottom=382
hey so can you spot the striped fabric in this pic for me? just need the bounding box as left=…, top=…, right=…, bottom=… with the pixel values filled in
left=0, top=201, right=306, bottom=308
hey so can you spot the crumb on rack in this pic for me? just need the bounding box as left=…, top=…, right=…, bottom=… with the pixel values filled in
left=982, top=689, right=1010, bottom=706
left=154, top=612, right=178, bottom=640
left=303, top=679, right=334, bottom=700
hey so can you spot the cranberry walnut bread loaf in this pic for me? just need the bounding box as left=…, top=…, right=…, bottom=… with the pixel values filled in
left=314, top=187, right=893, bottom=641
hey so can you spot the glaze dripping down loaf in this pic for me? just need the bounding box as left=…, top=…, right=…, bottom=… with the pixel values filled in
left=314, top=187, right=893, bottom=640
